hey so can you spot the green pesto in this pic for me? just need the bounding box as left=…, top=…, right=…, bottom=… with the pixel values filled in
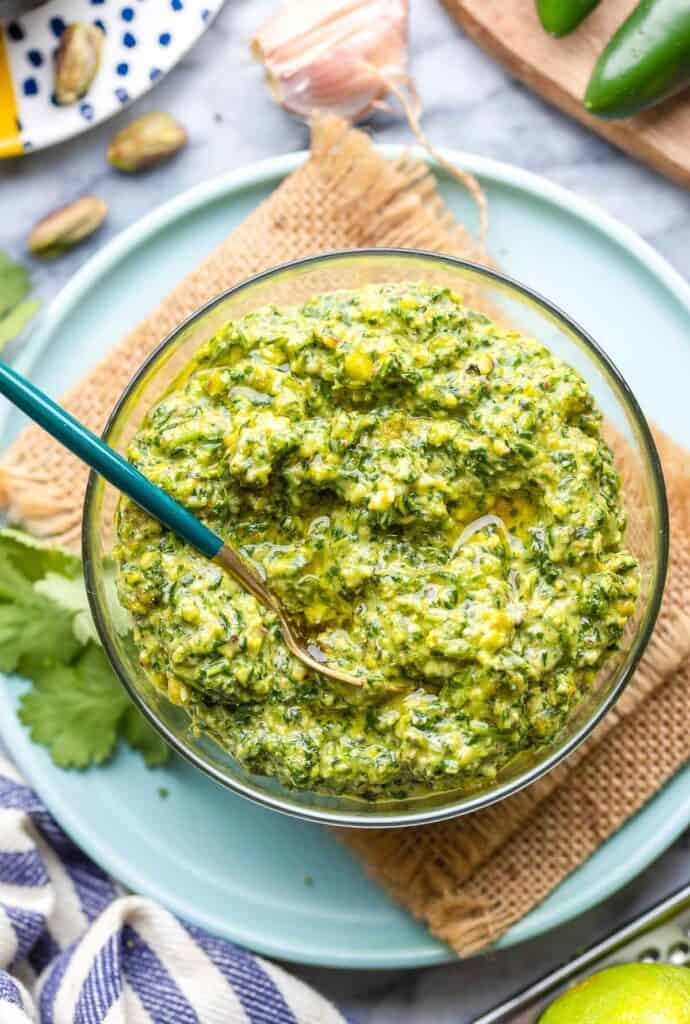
left=115, top=283, right=639, bottom=799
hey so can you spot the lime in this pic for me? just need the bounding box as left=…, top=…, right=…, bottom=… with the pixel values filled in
left=540, top=963, right=690, bottom=1023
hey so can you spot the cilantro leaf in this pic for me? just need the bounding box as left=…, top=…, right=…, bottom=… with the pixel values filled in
left=0, top=300, right=40, bottom=349
left=0, top=252, right=39, bottom=348
left=35, top=571, right=98, bottom=645
left=0, top=529, right=170, bottom=770
left=0, top=544, right=42, bottom=602
left=121, top=704, right=171, bottom=767
left=0, top=528, right=80, bottom=582
left=0, top=552, right=80, bottom=672
left=0, top=531, right=93, bottom=669
left=18, top=644, right=129, bottom=768
left=0, top=252, right=30, bottom=319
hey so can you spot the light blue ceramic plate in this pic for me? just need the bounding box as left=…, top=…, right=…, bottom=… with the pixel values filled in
left=1, top=149, right=690, bottom=969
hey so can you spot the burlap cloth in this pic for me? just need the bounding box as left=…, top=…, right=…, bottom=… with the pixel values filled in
left=1, top=115, right=689, bottom=956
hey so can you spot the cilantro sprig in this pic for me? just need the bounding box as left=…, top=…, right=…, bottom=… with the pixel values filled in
left=0, top=252, right=39, bottom=349
left=0, top=529, right=169, bottom=769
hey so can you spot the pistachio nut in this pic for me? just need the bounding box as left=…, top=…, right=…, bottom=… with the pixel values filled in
left=28, top=197, right=108, bottom=258
left=54, top=23, right=104, bottom=106
left=466, top=352, right=494, bottom=376
left=107, top=112, right=188, bottom=173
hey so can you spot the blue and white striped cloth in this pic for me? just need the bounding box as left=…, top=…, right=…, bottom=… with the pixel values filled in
left=0, top=759, right=351, bottom=1023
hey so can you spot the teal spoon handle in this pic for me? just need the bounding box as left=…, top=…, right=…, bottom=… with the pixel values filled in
left=0, top=362, right=364, bottom=687
left=0, top=360, right=223, bottom=559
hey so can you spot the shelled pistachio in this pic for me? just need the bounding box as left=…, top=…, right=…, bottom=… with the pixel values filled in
left=54, top=23, right=104, bottom=106
left=28, top=197, right=108, bottom=258
left=107, top=112, right=188, bottom=173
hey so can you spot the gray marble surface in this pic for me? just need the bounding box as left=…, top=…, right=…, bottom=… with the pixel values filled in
left=2, top=0, right=690, bottom=1020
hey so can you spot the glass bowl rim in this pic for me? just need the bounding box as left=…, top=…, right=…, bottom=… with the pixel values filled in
left=83, top=247, right=669, bottom=828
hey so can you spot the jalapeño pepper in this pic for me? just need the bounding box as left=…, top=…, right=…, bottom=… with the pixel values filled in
left=536, top=0, right=600, bottom=36
left=585, top=0, right=690, bottom=118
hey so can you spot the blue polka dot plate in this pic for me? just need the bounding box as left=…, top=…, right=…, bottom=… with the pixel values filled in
left=0, top=0, right=222, bottom=157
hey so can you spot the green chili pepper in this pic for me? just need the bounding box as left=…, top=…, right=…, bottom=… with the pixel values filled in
left=536, top=0, right=600, bottom=36
left=585, top=0, right=690, bottom=118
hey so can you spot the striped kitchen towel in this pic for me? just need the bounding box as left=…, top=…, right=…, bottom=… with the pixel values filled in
left=0, top=759, right=350, bottom=1023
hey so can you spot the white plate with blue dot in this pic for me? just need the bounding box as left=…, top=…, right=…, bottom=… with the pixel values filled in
left=0, top=0, right=223, bottom=158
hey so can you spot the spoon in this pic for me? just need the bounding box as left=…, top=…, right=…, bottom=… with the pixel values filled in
left=0, top=360, right=362, bottom=688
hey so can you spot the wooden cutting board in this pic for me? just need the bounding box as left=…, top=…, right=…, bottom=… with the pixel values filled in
left=442, top=0, right=690, bottom=189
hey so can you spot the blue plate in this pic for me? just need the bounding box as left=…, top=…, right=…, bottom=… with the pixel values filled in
left=1, top=149, right=690, bottom=968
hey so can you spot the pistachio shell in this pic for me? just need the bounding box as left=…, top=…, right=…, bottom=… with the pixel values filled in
left=107, top=112, right=188, bottom=173
left=28, top=197, right=108, bottom=258
left=54, top=23, right=104, bottom=106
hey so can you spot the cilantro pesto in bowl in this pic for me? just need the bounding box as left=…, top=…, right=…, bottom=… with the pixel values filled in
left=85, top=251, right=667, bottom=826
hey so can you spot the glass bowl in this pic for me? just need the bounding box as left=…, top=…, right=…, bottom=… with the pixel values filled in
left=83, top=249, right=668, bottom=828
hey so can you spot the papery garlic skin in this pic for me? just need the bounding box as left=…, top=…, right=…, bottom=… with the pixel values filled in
left=252, top=0, right=408, bottom=122
left=252, top=0, right=488, bottom=251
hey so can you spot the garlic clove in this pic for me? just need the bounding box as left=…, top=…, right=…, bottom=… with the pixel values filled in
left=252, top=0, right=488, bottom=252
left=252, top=0, right=408, bottom=122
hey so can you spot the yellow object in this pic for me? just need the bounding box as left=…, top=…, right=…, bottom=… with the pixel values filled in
left=0, top=31, right=22, bottom=158
left=343, top=347, right=375, bottom=382
left=540, top=963, right=690, bottom=1023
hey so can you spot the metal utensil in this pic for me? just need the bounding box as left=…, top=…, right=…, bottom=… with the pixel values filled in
left=477, top=882, right=690, bottom=1023
left=0, top=359, right=362, bottom=687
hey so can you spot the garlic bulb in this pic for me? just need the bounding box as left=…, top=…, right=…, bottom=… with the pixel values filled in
left=251, top=0, right=408, bottom=122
